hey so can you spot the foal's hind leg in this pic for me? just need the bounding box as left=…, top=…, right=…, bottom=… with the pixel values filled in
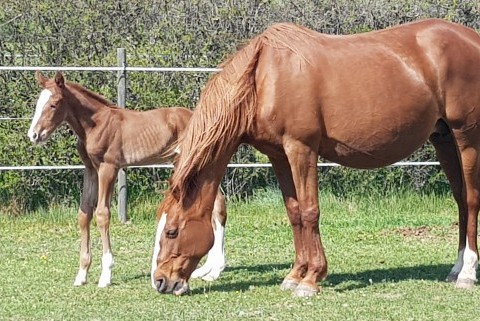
left=95, top=163, right=119, bottom=288
left=74, top=165, right=98, bottom=286
left=191, top=191, right=227, bottom=281
left=430, top=124, right=467, bottom=283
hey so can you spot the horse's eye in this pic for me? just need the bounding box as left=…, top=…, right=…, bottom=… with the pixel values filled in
left=166, top=228, right=178, bottom=239
left=50, top=104, right=57, bottom=109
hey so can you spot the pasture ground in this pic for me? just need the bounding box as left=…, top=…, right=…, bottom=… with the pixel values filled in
left=1, top=190, right=479, bottom=320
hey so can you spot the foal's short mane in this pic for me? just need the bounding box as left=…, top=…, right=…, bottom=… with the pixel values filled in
left=169, top=23, right=314, bottom=202
left=67, top=82, right=116, bottom=107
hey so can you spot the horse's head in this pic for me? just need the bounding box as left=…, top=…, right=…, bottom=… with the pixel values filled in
left=28, top=71, right=69, bottom=144
left=152, top=190, right=214, bottom=295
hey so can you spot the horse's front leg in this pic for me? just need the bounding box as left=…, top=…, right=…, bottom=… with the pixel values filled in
left=271, top=140, right=327, bottom=297
left=95, top=163, right=119, bottom=288
left=191, top=190, right=227, bottom=281
left=74, top=166, right=98, bottom=286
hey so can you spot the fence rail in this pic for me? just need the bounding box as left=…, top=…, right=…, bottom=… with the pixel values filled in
left=0, top=52, right=440, bottom=221
left=0, top=161, right=441, bottom=171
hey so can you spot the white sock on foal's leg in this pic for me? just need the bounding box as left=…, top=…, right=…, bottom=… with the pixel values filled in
left=98, top=251, right=114, bottom=288
left=191, top=217, right=226, bottom=281
left=74, top=268, right=88, bottom=286
left=151, top=213, right=167, bottom=289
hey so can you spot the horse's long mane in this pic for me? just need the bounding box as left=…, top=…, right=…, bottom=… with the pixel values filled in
left=67, top=82, right=116, bottom=108
left=170, top=23, right=315, bottom=202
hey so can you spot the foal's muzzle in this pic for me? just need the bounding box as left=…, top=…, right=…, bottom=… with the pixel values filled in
left=28, top=129, right=48, bottom=144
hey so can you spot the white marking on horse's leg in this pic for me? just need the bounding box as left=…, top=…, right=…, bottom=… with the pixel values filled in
left=151, top=213, right=167, bottom=289
left=98, top=251, right=114, bottom=288
left=28, top=89, right=52, bottom=142
left=191, top=217, right=226, bottom=281
left=74, top=267, right=88, bottom=286
left=447, top=249, right=464, bottom=282
left=456, top=238, right=478, bottom=288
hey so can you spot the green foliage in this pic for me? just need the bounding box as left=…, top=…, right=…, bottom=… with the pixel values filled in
left=0, top=0, right=479, bottom=210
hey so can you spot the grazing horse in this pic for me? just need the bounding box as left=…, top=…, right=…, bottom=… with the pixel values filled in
left=28, top=72, right=227, bottom=288
left=152, top=18, right=480, bottom=296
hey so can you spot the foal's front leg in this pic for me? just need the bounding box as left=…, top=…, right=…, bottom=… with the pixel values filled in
left=74, top=166, right=98, bottom=286
left=96, top=163, right=119, bottom=288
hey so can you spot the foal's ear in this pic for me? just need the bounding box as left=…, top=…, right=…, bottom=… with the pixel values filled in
left=35, top=71, right=48, bottom=88
left=54, top=71, right=65, bottom=89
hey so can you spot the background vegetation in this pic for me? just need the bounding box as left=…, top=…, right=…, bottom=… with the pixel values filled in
left=1, top=0, right=479, bottom=211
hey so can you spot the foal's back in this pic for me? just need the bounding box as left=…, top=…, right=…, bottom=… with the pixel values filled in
left=99, top=106, right=192, bottom=167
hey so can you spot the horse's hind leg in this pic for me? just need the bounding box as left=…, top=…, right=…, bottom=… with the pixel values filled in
left=451, top=129, right=480, bottom=288
left=430, top=121, right=467, bottom=283
left=95, top=163, right=119, bottom=288
left=191, top=190, right=227, bottom=281
left=74, top=165, right=98, bottom=286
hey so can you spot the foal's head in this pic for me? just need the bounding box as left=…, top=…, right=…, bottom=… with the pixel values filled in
left=28, top=71, right=70, bottom=144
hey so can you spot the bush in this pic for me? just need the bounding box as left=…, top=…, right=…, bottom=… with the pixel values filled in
left=0, top=0, right=478, bottom=211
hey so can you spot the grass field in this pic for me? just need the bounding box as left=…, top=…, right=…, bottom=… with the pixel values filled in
left=1, top=190, right=480, bottom=321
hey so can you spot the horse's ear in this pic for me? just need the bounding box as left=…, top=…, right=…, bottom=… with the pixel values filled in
left=35, top=71, right=48, bottom=88
left=54, top=71, right=65, bottom=89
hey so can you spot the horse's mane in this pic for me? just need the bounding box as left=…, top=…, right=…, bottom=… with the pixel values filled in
left=169, top=23, right=314, bottom=203
left=67, top=82, right=116, bottom=108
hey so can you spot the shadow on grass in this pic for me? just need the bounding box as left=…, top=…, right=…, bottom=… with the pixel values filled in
left=191, top=262, right=453, bottom=294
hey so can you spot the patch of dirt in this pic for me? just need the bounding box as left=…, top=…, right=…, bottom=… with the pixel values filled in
left=397, top=226, right=431, bottom=239
left=382, top=223, right=457, bottom=241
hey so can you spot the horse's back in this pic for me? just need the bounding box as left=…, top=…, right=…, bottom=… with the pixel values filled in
left=252, top=19, right=480, bottom=168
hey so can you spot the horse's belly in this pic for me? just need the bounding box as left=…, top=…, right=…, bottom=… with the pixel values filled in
left=320, top=118, right=436, bottom=169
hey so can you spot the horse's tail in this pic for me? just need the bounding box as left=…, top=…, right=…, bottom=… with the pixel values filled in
left=171, top=36, right=264, bottom=200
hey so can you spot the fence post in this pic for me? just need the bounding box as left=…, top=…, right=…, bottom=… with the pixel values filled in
left=117, top=48, right=128, bottom=223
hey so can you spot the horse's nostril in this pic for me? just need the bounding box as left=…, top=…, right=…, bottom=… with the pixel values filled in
left=32, top=132, right=38, bottom=140
left=156, top=277, right=166, bottom=293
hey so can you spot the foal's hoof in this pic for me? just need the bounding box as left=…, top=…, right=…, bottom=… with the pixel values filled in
left=293, top=284, right=319, bottom=297
left=455, top=278, right=475, bottom=289
left=445, top=272, right=458, bottom=283
left=280, top=279, right=299, bottom=291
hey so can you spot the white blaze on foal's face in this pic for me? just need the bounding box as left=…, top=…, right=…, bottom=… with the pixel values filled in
left=28, top=89, right=53, bottom=143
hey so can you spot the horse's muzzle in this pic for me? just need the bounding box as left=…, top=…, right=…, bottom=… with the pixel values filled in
left=155, top=277, right=190, bottom=295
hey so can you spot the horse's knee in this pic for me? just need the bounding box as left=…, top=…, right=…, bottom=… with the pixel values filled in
left=78, top=210, right=92, bottom=229
left=95, top=207, right=110, bottom=227
left=301, top=206, right=320, bottom=225
left=285, top=199, right=301, bottom=225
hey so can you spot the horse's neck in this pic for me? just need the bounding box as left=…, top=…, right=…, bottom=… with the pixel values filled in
left=66, top=90, right=111, bottom=141
left=178, top=143, right=236, bottom=213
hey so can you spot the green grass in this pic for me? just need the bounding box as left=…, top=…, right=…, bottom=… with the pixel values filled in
left=1, top=190, right=479, bottom=320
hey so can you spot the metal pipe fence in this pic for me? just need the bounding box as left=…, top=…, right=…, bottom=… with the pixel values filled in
left=0, top=50, right=441, bottom=221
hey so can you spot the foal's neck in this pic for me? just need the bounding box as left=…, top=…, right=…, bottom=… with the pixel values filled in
left=65, top=84, right=115, bottom=141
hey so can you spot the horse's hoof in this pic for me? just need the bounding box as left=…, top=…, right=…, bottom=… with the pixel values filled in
left=446, top=272, right=458, bottom=283
left=280, top=279, right=299, bottom=291
left=293, top=284, right=319, bottom=297
left=455, top=278, right=475, bottom=289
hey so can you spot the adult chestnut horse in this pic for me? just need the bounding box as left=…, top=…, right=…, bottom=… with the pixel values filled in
left=152, top=18, right=480, bottom=296
left=28, top=72, right=227, bottom=288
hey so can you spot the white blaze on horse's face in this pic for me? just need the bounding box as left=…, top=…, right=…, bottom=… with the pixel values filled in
left=151, top=212, right=168, bottom=289
left=28, top=89, right=53, bottom=143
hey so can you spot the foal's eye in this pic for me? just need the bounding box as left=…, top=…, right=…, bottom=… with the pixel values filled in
left=50, top=104, right=57, bottom=109
left=166, top=228, right=179, bottom=239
